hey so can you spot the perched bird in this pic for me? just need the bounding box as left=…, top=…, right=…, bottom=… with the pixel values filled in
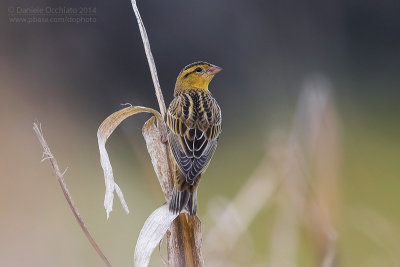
left=167, top=61, right=222, bottom=216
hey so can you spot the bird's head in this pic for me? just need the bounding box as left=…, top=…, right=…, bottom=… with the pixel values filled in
left=175, top=61, right=222, bottom=94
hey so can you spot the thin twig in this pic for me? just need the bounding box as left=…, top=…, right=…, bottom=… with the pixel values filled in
left=130, top=0, right=166, bottom=118
left=33, top=123, right=112, bottom=267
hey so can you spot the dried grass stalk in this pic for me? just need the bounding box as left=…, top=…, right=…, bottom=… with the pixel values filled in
left=130, top=0, right=166, bottom=118
left=96, top=1, right=205, bottom=266
left=167, top=214, right=204, bottom=267
left=140, top=116, right=204, bottom=267
left=33, top=123, right=112, bottom=267
left=142, top=116, right=172, bottom=200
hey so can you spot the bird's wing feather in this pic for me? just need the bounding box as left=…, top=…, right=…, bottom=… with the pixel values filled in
left=167, top=92, right=221, bottom=185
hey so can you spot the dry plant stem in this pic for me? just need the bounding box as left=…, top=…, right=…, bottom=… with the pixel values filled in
left=142, top=117, right=172, bottom=199
left=167, top=215, right=203, bottom=267
left=142, top=117, right=204, bottom=267
left=130, top=0, right=166, bottom=118
left=129, top=1, right=203, bottom=265
left=33, top=123, right=112, bottom=267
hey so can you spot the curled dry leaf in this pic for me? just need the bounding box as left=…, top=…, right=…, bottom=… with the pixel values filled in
left=142, top=116, right=172, bottom=200
left=134, top=204, right=179, bottom=267
left=97, top=105, right=162, bottom=219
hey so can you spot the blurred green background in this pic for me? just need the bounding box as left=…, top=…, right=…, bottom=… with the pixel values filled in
left=1, top=0, right=399, bottom=266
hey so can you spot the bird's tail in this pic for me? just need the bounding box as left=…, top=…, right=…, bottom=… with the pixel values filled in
left=169, top=186, right=197, bottom=216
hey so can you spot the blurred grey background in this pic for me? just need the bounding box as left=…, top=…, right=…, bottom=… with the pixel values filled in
left=1, top=0, right=399, bottom=266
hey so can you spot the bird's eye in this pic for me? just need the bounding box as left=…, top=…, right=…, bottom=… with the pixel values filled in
left=195, top=67, right=203, bottom=73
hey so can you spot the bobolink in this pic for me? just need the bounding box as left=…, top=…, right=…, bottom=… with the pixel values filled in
left=167, top=61, right=222, bottom=216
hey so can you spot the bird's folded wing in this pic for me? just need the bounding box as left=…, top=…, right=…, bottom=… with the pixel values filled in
left=167, top=94, right=221, bottom=185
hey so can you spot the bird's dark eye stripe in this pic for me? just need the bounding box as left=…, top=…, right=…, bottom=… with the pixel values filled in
left=184, top=66, right=203, bottom=78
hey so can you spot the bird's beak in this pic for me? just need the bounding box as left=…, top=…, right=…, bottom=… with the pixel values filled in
left=207, top=65, right=223, bottom=76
